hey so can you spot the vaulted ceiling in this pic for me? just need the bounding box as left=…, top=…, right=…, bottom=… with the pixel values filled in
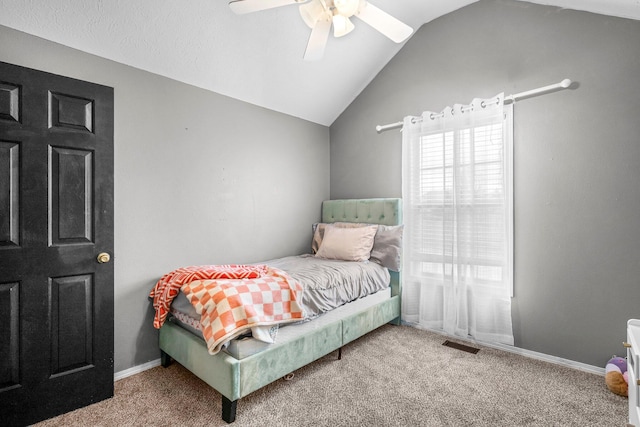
left=1, top=0, right=638, bottom=125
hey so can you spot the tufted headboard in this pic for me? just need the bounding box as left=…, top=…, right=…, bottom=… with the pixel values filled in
left=321, top=198, right=402, bottom=298
left=321, top=198, right=401, bottom=226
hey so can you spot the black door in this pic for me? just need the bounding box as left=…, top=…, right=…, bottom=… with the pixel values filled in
left=0, top=61, right=114, bottom=425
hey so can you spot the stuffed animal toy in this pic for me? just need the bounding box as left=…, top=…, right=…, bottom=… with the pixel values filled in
left=605, top=356, right=628, bottom=397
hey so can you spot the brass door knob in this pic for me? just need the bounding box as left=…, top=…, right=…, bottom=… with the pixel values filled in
left=623, top=342, right=632, bottom=348
left=97, top=252, right=111, bottom=264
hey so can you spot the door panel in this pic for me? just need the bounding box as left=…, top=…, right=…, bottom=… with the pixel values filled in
left=50, top=274, right=94, bottom=376
left=0, top=281, right=20, bottom=391
left=50, top=146, right=94, bottom=244
left=0, top=61, right=114, bottom=426
left=49, top=91, right=94, bottom=132
left=0, top=82, right=20, bottom=122
left=0, top=140, right=20, bottom=246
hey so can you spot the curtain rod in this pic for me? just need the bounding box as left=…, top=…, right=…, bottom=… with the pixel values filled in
left=375, top=78, right=572, bottom=133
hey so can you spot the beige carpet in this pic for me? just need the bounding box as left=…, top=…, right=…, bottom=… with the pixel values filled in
left=35, top=325, right=627, bottom=426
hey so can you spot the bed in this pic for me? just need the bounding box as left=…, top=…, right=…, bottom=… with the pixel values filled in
left=154, top=198, right=402, bottom=423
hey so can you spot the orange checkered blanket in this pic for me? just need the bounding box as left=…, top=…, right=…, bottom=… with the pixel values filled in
left=150, top=264, right=305, bottom=354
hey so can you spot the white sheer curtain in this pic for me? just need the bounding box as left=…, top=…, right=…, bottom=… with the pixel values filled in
left=401, top=93, right=514, bottom=345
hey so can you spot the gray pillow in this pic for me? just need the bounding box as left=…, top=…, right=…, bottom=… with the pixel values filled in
left=369, top=224, right=403, bottom=272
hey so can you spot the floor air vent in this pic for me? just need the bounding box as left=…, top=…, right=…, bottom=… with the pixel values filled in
left=442, top=340, right=480, bottom=354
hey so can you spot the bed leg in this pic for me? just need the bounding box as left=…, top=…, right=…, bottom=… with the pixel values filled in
left=222, top=396, right=238, bottom=423
left=337, top=347, right=342, bottom=360
left=160, top=350, right=172, bottom=367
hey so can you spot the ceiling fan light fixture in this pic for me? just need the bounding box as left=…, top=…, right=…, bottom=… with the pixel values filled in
left=299, top=0, right=326, bottom=28
left=334, top=0, right=361, bottom=17
left=332, top=14, right=355, bottom=37
left=229, top=0, right=411, bottom=60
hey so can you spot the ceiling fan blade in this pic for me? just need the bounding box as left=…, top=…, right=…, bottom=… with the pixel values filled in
left=303, top=18, right=331, bottom=61
left=229, top=0, right=309, bottom=15
left=355, top=2, right=413, bottom=43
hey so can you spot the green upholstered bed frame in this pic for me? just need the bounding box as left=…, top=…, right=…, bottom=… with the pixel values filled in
left=159, top=198, right=402, bottom=423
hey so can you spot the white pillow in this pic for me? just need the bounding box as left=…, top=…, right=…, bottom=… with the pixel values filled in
left=315, top=224, right=378, bottom=262
left=311, top=222, right=367, bottom=254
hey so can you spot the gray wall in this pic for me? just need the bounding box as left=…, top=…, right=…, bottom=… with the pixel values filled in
left=3, top=0, right=639, bottom=373
left=0, top=25, right=330, bottom=372
left=330, top=0, right=640, bottom=367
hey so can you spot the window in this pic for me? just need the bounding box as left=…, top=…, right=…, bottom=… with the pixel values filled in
left=402, top=97, right=513, bottom=345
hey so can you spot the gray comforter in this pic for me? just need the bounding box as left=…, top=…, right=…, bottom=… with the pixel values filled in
left=266, top=254, right=390, bottom=318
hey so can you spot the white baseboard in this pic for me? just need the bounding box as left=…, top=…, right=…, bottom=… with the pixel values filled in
left=481, top=340, right=604, bottom=376
left=114, top=358, right=161, bottom=382
left=403, top=323, right=605, bottom=376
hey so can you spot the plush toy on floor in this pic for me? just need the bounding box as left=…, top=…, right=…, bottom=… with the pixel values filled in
left=605, top=356, right=628, bottom=397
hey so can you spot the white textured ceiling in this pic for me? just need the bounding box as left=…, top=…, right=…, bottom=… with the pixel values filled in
left=0, top=0, right=638, bottom=126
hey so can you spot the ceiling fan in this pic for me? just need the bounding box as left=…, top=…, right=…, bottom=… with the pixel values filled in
left=228, top=0, right=413, bottom=61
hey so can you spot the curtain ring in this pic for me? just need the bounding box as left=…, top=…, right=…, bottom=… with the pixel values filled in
left=481, top=101, right=486, bottom=108
left=429, top=113, right=436, bottom=120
